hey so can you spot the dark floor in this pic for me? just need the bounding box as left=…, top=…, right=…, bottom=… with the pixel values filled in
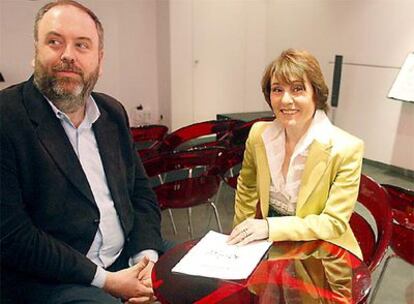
left=160, top=161, right=414, bottom=304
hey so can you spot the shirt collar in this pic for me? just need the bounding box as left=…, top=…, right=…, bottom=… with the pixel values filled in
left=45, top=95, right=101, bottom=128
left=293, top=110, right=332, bottom=157
left=262, top=109, right=332, bottom=156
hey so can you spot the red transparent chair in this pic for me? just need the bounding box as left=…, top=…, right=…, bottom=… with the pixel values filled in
left=224, top=117, right=274, bottom=148
left=217, top=146, right=245, bottom=189
left=348, top=175, right=393, bottom=303
left=130, top=125, right=168, bottom=159
left=143, top=148, right=225, bottom=238
left=251, top=174, right=392, bottom=274
left=368, top=184, right=414, bottom=303
left=156, top=119, right=242, bottom=153
left=251, top=174, right=389, bottom=303
left=213, top=146, right=245, bottom=221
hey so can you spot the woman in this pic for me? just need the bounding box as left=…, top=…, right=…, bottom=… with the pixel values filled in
left=227, top=49, right=363, bottom=259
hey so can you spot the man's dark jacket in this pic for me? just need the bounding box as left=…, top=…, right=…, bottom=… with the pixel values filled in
left=0, top=77, right=163, bottom=296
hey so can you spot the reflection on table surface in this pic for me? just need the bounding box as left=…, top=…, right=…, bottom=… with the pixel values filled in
left=152, top=239, right=371, bottom=304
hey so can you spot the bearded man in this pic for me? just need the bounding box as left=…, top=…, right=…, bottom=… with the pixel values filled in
left=0, top=1, right=164, bottom=303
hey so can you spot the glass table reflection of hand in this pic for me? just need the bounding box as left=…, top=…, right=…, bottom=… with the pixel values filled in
left=151, top=239, right=371, bottom=304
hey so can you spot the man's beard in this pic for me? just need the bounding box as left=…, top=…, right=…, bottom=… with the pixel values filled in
left=33, top=57, right=100, bottom=114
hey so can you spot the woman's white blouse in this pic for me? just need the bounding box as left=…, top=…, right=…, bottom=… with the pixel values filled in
left=262, top=110, right=332, bottom=216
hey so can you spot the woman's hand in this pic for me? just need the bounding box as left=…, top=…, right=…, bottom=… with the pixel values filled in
left=227, top=219, right=269, bottom=245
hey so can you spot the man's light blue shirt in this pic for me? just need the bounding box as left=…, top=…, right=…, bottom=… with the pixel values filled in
left=46, top=97, right=158, bottom=288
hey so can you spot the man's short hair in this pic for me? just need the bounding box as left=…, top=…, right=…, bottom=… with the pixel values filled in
left=34, top=0, right=104, bottom=50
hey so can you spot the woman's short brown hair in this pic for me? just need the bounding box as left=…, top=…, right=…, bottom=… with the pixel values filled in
left=261, top=49, right=329, bottom=112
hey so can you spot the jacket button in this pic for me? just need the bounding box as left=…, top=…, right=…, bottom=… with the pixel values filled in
left=126, top=237, right=130, bottom=242
left=93, top=219, right=100, bottom=224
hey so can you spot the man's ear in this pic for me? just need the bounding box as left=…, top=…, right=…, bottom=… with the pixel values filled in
left=31, top=58, right=35, bottom=68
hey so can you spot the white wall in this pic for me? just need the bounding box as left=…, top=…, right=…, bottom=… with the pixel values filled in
left=156, top=0, right=172, bottom=129
left=328, top=1, right=414, bottom=171
left=1, top=0, right=412, bottom=170
left=0, top=0, right=36, bottom=91
left=192, top=0, right=268, bottom=122
left=169, top=0, right=194, bottom=129
left=169, top=0, right=414, bottom=171
left=169, top=0, right=268, bottom=129
left=0, top=0, right=166, bottom=126
left=265, top=0, right=414, bottom=170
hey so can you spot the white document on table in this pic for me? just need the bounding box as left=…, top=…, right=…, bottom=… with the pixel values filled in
left=171, top=230, right=272, bottom=280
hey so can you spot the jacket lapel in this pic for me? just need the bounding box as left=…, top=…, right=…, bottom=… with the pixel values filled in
left=255, top=142, right=270, bottom=217
left=255, top=121, right=283, bottom=218
left=23, top=78, right=96, bottom=205
left=296, top=140, right=332, bottom=212
left=92, top=103, right=123, bottom=208
left=254, top=111, right=334, bottom=216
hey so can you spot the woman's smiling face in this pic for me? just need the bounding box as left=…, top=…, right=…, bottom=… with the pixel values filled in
left=270, top=73, right=316, bottom=131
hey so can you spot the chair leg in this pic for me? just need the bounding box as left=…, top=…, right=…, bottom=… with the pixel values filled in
left=368, top=253, right=396, bottom=304
left=167, top=209, right=177, bottom=235
left=187, top=207, right=194, bottom=239
left=210, top=201, right=223, bottom=233
left=215, top=181, right=224, bottom=208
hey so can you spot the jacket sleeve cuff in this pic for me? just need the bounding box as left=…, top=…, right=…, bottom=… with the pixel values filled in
left=129, top=249, right=159, bottom=266
left=90, top=266, right=108, bottom=288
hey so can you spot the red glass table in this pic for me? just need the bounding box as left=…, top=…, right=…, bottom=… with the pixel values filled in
left=152, top=239, right=371, bottom=304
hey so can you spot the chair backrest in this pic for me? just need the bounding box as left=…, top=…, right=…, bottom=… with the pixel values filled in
left=157, top=120, right=242, bottom=153
left=382, top=184, right=414, bottom=265
left=130, top=124, right=168, bottom=142
left=142, top=148, right=224, bottom=209
left=130, top=125, right=169, bottom=160
left=225, top=117, right=274, bottom=147
left=381, top=184, right=414, bottom=216
left=350, top=175, right=393, bottom=272
left=216, top=146, right=245, bottom=189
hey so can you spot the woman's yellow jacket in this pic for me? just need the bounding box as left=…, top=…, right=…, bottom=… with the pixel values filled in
left=234, top=121, right=364, bottom=259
